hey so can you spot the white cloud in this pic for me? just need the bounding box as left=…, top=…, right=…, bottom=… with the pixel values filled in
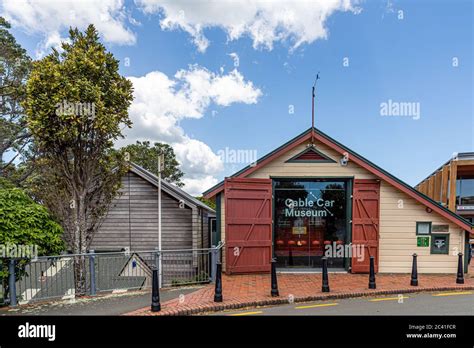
left=1, top=0, right=137, bottom=57
left=182, top=176, right=219, bottom=197
left=136, top=0, right=361, bottom=52
left=123, top=66, right=262, bottom=195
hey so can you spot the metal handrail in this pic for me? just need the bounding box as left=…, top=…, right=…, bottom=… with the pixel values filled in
left=18, top=246, right=222, bottom=260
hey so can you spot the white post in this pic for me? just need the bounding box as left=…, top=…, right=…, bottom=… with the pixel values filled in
left=158, top=153, right=163, bottom=288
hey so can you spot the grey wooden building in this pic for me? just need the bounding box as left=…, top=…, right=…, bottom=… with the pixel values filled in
left=91, top=162, right=216, bottom=253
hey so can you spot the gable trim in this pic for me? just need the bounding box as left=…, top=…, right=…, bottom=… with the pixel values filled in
left=285, top=145, right=336, bottom=163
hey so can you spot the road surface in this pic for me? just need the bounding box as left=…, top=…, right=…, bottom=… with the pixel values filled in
left=216, top=290, right=474, bottom=316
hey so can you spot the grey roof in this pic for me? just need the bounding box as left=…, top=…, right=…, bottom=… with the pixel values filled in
left=129, top=162, right=215, bottom=214
left=457, top=152, right=474, bottom=160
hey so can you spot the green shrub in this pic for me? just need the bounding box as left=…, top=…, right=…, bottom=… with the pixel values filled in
left=0, top=178, right=64, bottom=301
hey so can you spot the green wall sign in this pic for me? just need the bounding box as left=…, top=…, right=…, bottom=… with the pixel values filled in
left=417, top=236, right=430, bottom=247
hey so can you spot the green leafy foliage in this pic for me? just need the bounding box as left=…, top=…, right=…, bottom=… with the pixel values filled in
left=120, top=141, right=184, bottom=187
left=0, top=17, right=33, bottom=182
left=195, top=196, right=216, bottom=210
left=0, top=178, right=64, bottom=251
left=0, top=177, right=64, bottom=287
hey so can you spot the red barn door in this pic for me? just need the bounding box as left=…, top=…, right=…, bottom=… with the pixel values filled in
left=224, top=178, right=272, bottom=274
left=351, top=179, right=380, bottom=273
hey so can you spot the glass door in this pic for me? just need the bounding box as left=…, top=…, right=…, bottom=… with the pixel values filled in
left=274, top=179, right=347, bottom=269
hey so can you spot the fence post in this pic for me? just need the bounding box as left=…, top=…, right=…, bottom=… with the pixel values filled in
left=368, top=256, right=376, bottom=289
left=271, top=258, right=279, bottom=297
left=151, top=267, right=161, bottom=312
left=410, top=253, right=418, bottom=286
left=321, top=257, right=330, bottom=293
left=211, top=245, right=217, bottom=283
left=456, top=253, right=464, bottom=284
left=89, top=250, right=96, bottom=296
left=8, top=259, right=17, bottom=307
left=214, top=261, right=223, bottom=302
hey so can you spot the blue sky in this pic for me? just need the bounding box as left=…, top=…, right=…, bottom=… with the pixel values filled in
left=2, top=0, right=473, bottom=195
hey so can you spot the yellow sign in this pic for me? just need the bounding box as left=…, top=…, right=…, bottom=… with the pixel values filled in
left=292, top=227, right=307, bottom=235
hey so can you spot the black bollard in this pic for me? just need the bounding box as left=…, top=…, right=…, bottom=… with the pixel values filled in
left=456, top=253, right=464, bottom=284
left=271, top=258, right=279, bottom=297
left=151, top=268, right=161, bottom=312
left=410, top=253, right=418, bottom=286
left=322, top=257, right=330, bottom=293
left=214, top=261, right=223, bottom=302
left=288, top=248, right=294, bottom=266
left=368, top=256, right=376, bottom=289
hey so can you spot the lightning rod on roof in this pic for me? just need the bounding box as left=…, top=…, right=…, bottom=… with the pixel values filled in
left=311, top=72, right=320, bottom=145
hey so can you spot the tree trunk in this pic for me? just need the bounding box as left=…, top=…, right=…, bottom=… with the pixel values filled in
left=73, top=254, right=87, bottom=296
left=73, top=192, right=88, bottom=296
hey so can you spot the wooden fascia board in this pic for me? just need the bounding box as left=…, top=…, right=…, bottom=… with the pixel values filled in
left=427, top=176, right=435, bottom=199
left=457, top=160, right=474, bottom=166
left=441, top=165, right=449, bottom=205
left=448, top=161, right=458, bottom=211
left=434, top=170, right=442, bottom=202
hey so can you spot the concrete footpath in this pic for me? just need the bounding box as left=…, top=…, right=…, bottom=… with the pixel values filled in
left=0, top=286, right=201, bottom=316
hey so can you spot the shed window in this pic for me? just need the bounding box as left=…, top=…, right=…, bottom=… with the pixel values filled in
left=416, top=222, right=431, bottom=235
left=430, top=234, right=449, bottom=254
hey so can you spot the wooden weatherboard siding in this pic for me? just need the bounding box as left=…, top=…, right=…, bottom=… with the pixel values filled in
left=224, top=138, right=466, bottom=274
left=91, top=171, right=193, bottom=251
left=379, top=182, right=464, bottom=273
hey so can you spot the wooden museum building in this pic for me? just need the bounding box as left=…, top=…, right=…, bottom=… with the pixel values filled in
left=203, top=127, right=473, bottom=275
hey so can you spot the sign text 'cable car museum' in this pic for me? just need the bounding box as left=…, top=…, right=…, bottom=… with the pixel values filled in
left=203, top=123, right=473, bottom=275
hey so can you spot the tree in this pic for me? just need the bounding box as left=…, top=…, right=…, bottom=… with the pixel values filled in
left=24, top=25, right=133, bottom=295
left=195, top=196, right=216, bottom=210
left=0, top=177, right=64, bottom=303
left=0, top=17, right=33, bottom=182
left=121, top=140, right=184, bottom=187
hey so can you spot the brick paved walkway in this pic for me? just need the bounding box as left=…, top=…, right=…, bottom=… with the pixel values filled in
left=126, top=273, right=474, bottom=316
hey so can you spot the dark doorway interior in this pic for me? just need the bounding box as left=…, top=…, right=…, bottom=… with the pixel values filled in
left=273, top=178, right=348, bottom=269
